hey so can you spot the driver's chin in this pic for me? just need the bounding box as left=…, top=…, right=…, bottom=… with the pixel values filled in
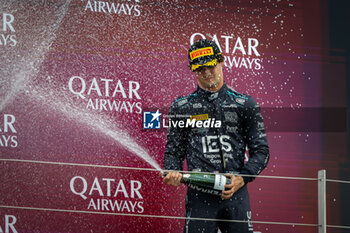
left=204, top=79, right=218, bottom=88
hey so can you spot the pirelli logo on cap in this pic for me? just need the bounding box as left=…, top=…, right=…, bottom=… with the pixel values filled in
left=190, top=47, right=214, bottom=60
left=190, top=114, right=209, bottom=121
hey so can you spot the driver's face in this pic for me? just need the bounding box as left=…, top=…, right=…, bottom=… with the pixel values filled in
left=194, top=62, right=224, bottom=91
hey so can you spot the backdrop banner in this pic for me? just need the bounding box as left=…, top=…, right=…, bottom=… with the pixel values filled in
left=0, top=1, right=347, bottom=232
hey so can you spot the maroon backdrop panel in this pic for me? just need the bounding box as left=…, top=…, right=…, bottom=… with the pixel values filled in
left=0, top=0, right=347, bottom=232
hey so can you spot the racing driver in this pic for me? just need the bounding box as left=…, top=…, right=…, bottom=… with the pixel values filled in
left=163, top=39, right=269, bottom=233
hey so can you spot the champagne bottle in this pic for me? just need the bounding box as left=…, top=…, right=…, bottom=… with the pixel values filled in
left=163, top=171, right=231, bottom=191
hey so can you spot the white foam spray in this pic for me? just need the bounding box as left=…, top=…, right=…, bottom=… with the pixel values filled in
left=31, top=88, right=162, bottom=171
left=1, top=0, right=162, bottom=172
left=0, top=0, right=71, bottom=111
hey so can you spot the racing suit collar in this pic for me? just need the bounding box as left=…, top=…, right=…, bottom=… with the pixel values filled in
left=197, top=82, right=228, bottom=101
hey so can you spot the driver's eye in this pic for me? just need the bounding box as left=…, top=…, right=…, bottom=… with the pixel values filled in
left=196, top=67, right=210, bottom=73
left=195, top=67, right=204, bottom=72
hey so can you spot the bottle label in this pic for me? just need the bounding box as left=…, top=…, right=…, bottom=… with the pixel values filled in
left=214, top=174, right=226, bottom=190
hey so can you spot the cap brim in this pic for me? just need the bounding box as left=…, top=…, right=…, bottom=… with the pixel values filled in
left=191, top=58, right=217, bottom=71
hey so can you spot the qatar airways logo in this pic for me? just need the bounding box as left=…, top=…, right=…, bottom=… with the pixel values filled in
left=0, top=114, right=18, bottom=148
left=83, top=0, right=141, bottom=16
left=0, top=215, right=17, bottom=233
left=1, top=13, right=17, bottom=47
left=70, top=176, right=144, bottom=213
left=68, top=76, right=142, bottom=114
left=190, top=33, right=262, bottom=70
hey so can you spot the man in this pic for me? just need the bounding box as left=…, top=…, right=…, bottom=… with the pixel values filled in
left=163, top=39, right=269, bottom=233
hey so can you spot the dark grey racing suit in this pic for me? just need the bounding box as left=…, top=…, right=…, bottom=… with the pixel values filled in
left=163, top=83, right=269, bottom=233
